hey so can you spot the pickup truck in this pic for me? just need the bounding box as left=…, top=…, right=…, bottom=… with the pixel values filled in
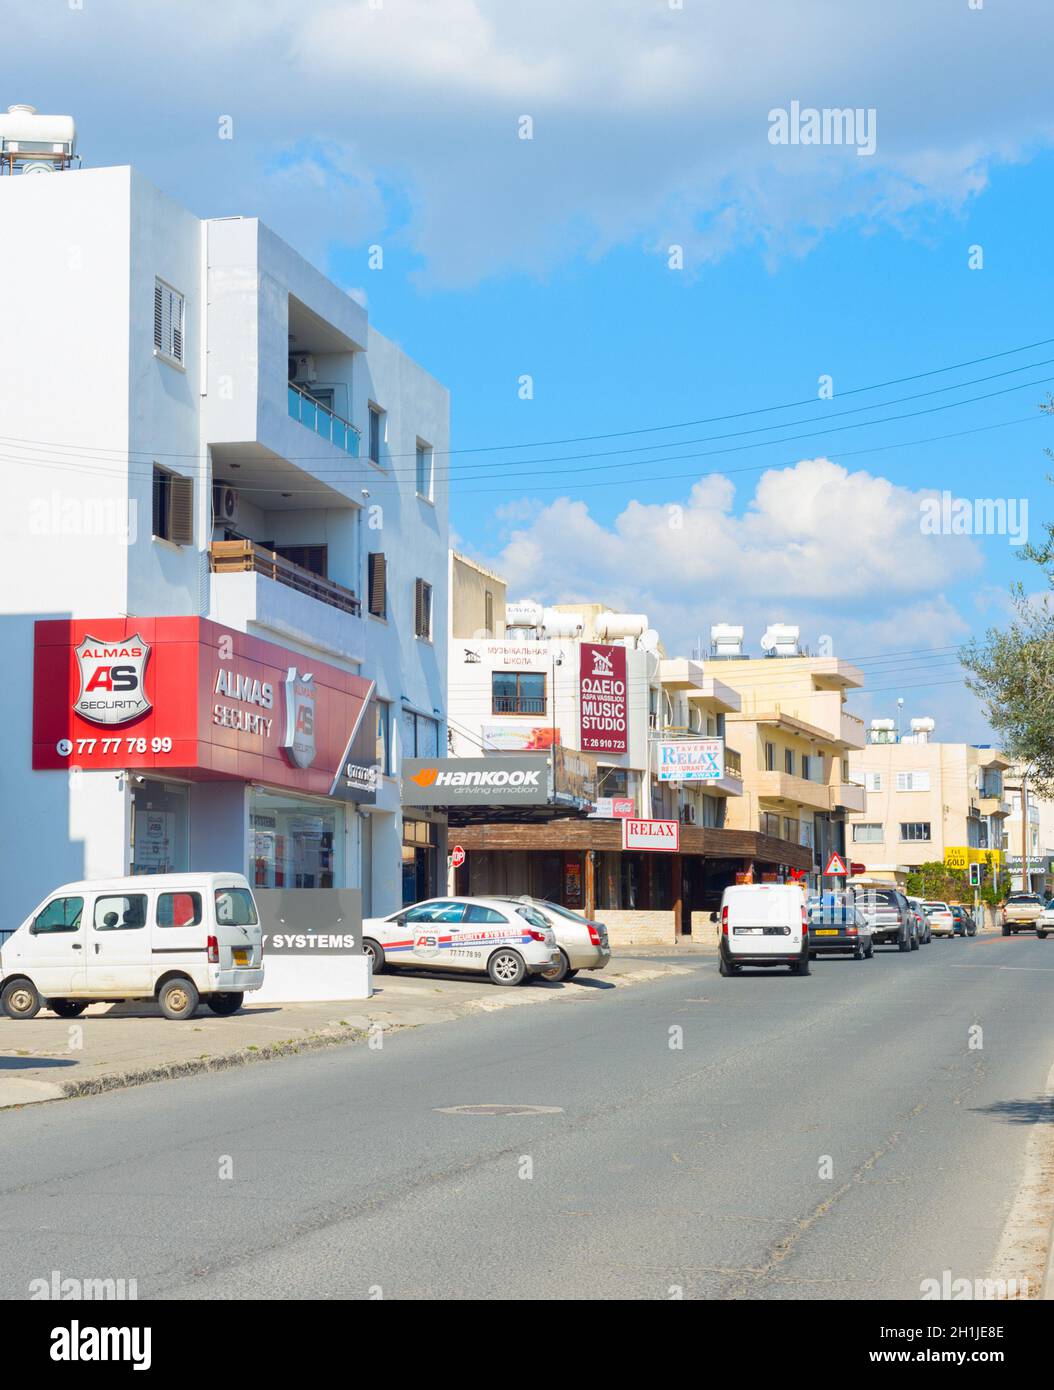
left=1001, top=893, right=1044, bottom=935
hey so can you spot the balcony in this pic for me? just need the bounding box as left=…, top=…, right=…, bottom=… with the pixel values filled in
left=978, top=796, right=1012, bottom=818
left=287, top=382, right=361, bottom=458
left=830, top=781, right=866, bottom=813
left=756, top=770, right=831, bottom=812
left=209, top=540, right=365, bottom=666
left=840, top=710, right=866, bottom=749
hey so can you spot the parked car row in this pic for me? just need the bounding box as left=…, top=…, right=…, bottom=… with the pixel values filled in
left=362, top=895, right=611, bottom=986
left=717, top=883, right=983, bottom=977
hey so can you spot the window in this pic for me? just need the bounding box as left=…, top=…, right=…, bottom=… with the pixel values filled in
left=404, top=900, right=463, bottom=923
left=801, top=753, right=812, bottom=780
left=492, top=671, right=546, bottom=715
left=402, top=709, right=440, bottom=758
left=152, top=465, right=194, bottom=545
left=761, top=812, right=781, bottom=837
left=376, top=700, right=393, bottom=776
left=157, top=892, right=202, bottom=927
left=416, top=440, right=434, bottom=500
left=900, top=822, right=932, bottom=842
left=484, top=590, right=494, bottom=637
left=368, top=552, right=387, bottom=619
left=859, top=771, right=883, bottom=792
left=215, top=887, right=259, bottom=925
left=784, top=748, right=794, bottom=774
left=153, top=278, right=185, bottom=365
left=464, top=904, right=509, bottom=924
left=368, top=405, right=384, bottom=465
left=94, top=894, right=148, bottom=931
left=895, top=771, right=931, bottom=792
left=783, top=816, right=800, bottom=843
left=765, top=742, right=776, bottom=772
left=270, top=544, right=327, bottom=578
left=32, top=897, right=83, bottom=935
left=414, top=578, right=432, bottom=640
left=598, top=766, right=630, bottom=798
left=800, top=820, right=814, bottom=848
left=853, top=823, right=883, bottom=843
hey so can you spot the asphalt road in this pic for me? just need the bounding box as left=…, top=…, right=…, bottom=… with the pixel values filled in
left=2, top=932, right=1053, bottom=1300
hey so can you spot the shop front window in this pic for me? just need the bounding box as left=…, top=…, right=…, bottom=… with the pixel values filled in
left=402, top=817, right=438, bottom=905
left=249, top=788, right=345, bottom=889
left=130, top=781, right=189, bottom=874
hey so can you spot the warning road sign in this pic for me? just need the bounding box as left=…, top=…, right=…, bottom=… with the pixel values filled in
left=824, top=852, right=848, bottom=877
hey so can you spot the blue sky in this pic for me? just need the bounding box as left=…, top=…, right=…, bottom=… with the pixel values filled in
left=10, top=0, right=1054, bottom=737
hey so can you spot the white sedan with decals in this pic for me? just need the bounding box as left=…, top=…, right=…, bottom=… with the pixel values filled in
left=362, top=897, right=561, bottom=986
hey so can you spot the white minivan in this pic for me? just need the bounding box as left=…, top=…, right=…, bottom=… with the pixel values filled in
left=718, top=883, right=810, bottom=976
left=0, top=873, right=264, bottom=1021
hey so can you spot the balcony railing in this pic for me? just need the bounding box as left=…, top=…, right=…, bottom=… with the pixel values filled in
left=287, top=382, right=361, bottom=457
left=210, top=540, right=361, bottom=617
left=493, top=697, right=547, bottom=715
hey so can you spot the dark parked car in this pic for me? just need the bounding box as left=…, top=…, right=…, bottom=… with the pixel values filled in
left=950, top=905, right=976, bottom=937
left=855, top=886, right=917, bottom=952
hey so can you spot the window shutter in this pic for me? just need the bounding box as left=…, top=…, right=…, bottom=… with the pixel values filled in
left=368, top=552, right=387, bottom=618
left=169, top=474, right=194, bottom=545
left=153, top=282, right=164, bottom=352
left=415, top=579, right=431, bottom=638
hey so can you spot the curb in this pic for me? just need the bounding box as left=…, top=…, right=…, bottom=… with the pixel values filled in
left=54, top=1023, right=376, bottom=1101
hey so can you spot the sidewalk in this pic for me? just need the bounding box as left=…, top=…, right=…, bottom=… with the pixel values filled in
left=0, top=955, right=693, bottom=1108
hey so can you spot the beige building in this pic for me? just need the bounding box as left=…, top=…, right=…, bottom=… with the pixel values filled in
left=714, top=652, right=867, bottom=887
left=847, top=728, right=1010, bottom=882
left=449, top=551, right=506, bottom=640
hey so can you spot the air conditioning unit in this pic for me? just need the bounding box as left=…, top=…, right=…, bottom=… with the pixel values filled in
left=681, top=804, right=697, bottom=824
left=213, top=484, right=239, bottom=526
left=288, top=353, right=317, bottom=384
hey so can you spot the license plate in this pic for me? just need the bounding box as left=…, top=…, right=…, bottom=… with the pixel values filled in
left=233, top=949, right=250, bottom=966
left=815, top=929, right=839, bottom=936
left=733, top=927, right=761, bottom=935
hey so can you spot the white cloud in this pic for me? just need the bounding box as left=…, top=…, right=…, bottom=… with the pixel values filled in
left=10, top=0, right=1054, bottom=284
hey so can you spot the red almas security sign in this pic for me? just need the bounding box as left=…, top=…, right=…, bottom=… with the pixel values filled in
left=33, top=618, right=378, bottom=803
left=579, top=642, right=628, bottom=753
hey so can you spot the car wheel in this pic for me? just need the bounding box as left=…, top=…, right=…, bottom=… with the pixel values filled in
left=719, top=955, right=736, bottom=977
left=487, top=949, right=527, bottom=986
left=1001, top=925, right=1010, bottom=936
left=362, top=938, right=385, bottom=974
left=2, top=978, right=42, bottom=1019
left=49, top=999, right=88, bottom=1018
left=853, top=944, right=865, bottom=960
left=206, top=992, right=244, bottom=1016
left=865, top=941, right=874, bottom=958
left=794, top=956, right=811, bottom=976
left=1038, top=931, right=1048, bottom=940
left=898, top=932, right=911, bottom=952
left=910, top=930, right=920, bottom=951
left=158, top=977, right=199, bottom=1021
left=564, top=968, right=580, bottom=980
left=540, top=950, right=570, bottom=984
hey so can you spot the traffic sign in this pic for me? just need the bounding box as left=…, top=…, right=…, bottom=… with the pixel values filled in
left=824, top=852, right=848, bottom=877
left=451, top=845, right=466, bottom=869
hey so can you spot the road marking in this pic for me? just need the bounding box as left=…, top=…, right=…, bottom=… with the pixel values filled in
left=988, top=1056, right=1054, bottom=1299
left=435, top=1104, right=563, bottom=1116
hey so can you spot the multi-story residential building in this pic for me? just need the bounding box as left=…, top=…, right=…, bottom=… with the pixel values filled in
left=1001, top=765, right=1053, bottom=894
left=445, top=582, right=812, bottom=937
left=0, top=155, right=449, bottom=921
left=449, top=551, right=506, bottom=641
left=712, top=627, right=867, bottom=890
left=847, top=721, right=1009, bottom=883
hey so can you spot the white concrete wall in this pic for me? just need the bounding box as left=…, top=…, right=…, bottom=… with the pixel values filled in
left=1, top=164, right=450, bottom=922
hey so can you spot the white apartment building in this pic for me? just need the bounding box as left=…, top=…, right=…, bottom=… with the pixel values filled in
left=0, top=156, right=449, bottom=921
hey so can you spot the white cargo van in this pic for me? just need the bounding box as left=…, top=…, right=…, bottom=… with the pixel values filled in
left=718, top=883, right=810, bottom=976
left=0, top=873, right=264, bottom=1021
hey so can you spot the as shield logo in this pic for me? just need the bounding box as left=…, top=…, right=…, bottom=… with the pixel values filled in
left=73, top=633, right=151, bottom=726
left=281, top=668, right=317, bottom=769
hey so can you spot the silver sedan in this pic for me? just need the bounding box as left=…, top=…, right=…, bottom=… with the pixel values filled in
left=501, top=897, right=612, bottom=983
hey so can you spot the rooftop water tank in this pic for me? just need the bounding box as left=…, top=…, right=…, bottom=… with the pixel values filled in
left=0, top=106, right=77, bottom=173
left=542, top=609, right=584, bottom=639
left=505, top=600, right=544, bottom=629
left=595, top=612, right=648, bottom=641
left=760, top=623, right=801, bottom=657
left=710, top=623, right=744, bottom=657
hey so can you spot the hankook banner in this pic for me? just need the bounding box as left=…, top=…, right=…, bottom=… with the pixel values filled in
left=402, top=755, right=550, bottom=805
left=579, top=642, right=628, bottom=753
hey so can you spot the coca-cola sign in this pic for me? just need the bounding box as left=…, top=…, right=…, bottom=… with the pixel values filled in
left=579, top=642, right=627, bottom=753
